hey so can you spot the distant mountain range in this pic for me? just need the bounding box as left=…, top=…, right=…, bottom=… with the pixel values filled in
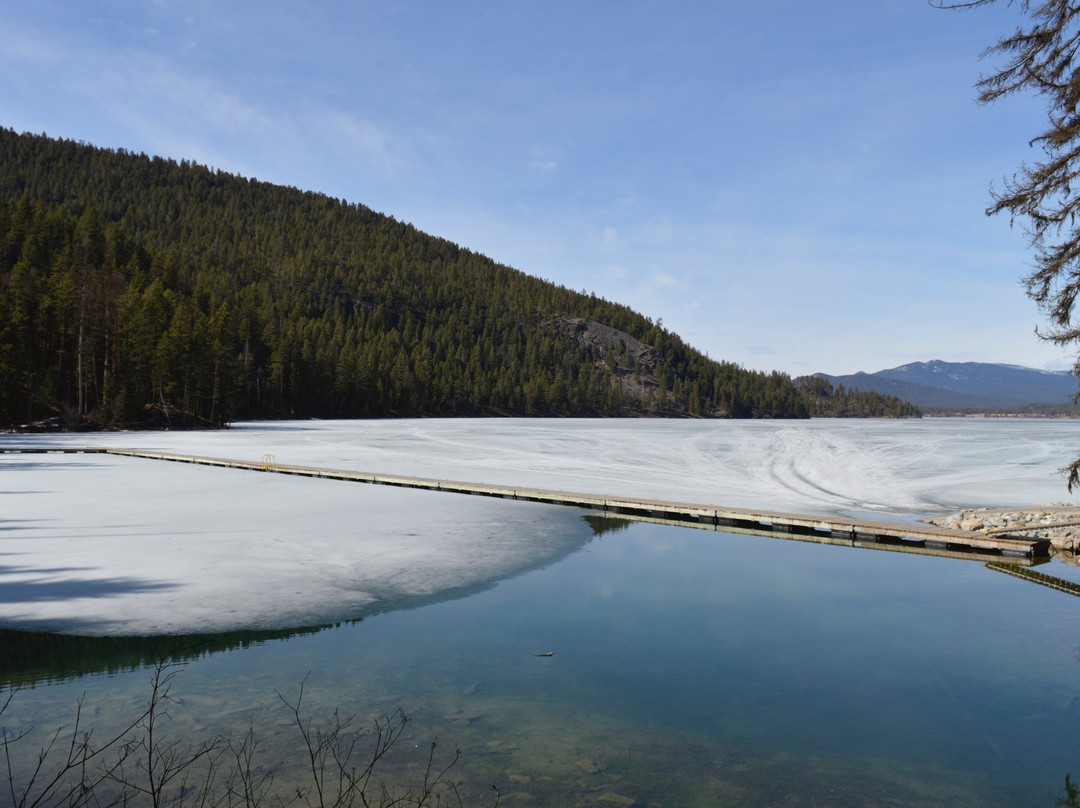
left=815, top=360, right=1078, bottom=411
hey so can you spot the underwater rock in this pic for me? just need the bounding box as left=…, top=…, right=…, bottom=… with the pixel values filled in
left=596, top=793, right=641, bottom=808
left=577, top=758, right=606, bottom=775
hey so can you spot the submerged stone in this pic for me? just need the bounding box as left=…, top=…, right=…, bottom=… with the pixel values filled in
left=596, top=793, right=641, bottom=808
left=577, top=757, right=606, bottom=775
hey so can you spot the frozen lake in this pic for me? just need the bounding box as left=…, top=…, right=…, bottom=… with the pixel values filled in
left=1, top=417, right=1077, bottom=636
left=4, top=418, right=1080, bottom=806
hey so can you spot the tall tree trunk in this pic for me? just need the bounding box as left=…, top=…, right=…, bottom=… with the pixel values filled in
left=76, top=310, right=85, bottom=418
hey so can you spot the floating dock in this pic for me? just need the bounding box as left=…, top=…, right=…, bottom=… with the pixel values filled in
left=1, top=446, right=1049, bottom=562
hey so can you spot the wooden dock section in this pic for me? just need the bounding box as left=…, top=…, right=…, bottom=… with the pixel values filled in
left=1, top=446, right=1051, bottom=562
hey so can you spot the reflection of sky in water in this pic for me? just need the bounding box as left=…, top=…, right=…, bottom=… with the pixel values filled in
left=4, top=520, right=1078, bottom=807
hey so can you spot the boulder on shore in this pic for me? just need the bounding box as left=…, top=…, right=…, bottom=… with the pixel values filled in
left=924, top=505, right=1080, bottom=548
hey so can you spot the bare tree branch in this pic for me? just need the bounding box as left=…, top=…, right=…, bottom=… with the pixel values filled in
left=939, top=0, right=1080, bottom=483
left=3, top=662, right=483, bottom=808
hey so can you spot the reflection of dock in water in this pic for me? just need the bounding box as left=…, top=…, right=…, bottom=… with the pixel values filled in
left=593, top=511, right=1047, bottom=565
left=2, top=446, right=1052, bottom=563
left=985, top=562, right=1080, bottom=596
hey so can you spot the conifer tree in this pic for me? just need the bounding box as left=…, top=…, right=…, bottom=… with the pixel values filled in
left=937, top=1, right=1080, bottom=482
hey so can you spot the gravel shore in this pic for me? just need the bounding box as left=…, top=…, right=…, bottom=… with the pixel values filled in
left=923, top=505, right=1080, bottom=549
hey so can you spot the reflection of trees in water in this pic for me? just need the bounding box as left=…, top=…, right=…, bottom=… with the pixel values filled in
left=0, top=625, right=336, bottom=688
left=583, top=514, right=634, bottom=537
left=1057, top=774, right=1079, bottom=807
left=1, top=513, right=605, bottom=687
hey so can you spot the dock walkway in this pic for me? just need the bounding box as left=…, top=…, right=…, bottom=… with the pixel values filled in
left=1, top=445, right=1050, bottom=562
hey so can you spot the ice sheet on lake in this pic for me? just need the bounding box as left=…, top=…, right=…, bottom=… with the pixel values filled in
left=2, top=418, right=1077, bottom=636
left=0, top=450, right=594, bottom=636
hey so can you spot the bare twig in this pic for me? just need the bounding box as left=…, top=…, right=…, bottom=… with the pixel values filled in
left=3, top=662, right=484, bottom=808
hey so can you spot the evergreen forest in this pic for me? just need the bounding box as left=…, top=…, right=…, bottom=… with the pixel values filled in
left=0, top=128, right=919, bottom=428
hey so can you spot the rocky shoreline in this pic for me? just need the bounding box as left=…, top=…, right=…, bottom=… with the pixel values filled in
left=923, top=505, right=1080, bottom=549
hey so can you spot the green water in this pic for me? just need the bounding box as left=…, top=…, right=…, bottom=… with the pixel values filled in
left=3, top=518, right=1080, bottom=807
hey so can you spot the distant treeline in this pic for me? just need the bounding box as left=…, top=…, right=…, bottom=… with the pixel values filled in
left=795, top=376, right=921, bottom=418
left=0, top=128, right=918, bottom=427
left=924, top=404, right=1080, bottom=417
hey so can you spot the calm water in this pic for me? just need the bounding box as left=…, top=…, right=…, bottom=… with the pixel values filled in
left=4, top=510, right=1080, bottom=806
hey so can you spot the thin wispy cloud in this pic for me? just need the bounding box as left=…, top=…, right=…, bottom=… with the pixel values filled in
left=0, top=0, right=1066, bottom=374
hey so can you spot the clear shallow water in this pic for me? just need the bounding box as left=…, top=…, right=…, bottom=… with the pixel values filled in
left=5, top=517, right=1080, bottom=806
left=5, top=418, right=1080, bottom=806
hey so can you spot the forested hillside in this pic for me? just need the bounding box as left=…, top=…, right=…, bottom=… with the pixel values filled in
left=795, top=376, right=922, bottom=418
left=0, top=129, right=914, bottom=427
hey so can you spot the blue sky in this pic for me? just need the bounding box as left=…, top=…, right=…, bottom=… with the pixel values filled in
left=1, top=1, right=1069, bottom=375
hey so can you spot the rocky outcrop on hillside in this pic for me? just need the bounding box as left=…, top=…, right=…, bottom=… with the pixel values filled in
left=549, top=316, right=683, bottom=411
